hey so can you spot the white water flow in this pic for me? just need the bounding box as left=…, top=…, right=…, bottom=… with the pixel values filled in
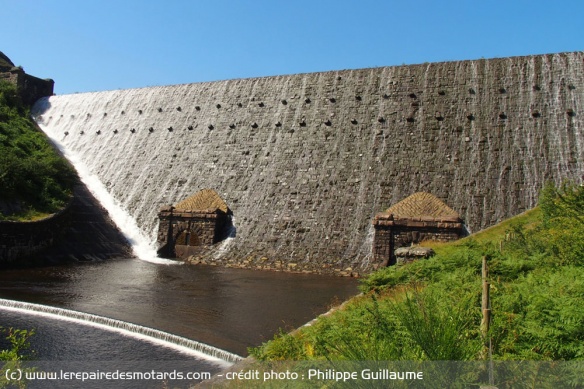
left=212, top=217, right=237, bottom=260
left=31, top=53, right=584, bottom=268
left=0, top=298, right=242, bottom=364
left=35, top=109, right=172, bottom=264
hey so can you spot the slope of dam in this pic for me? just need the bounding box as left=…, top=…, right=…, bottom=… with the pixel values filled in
left=32, top=52, right=583, bottom=273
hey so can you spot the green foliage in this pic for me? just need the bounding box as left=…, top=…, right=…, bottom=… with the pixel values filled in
left=251, top=183, right=584, bottom=363
left=540, top=181, right=584, bottom=226
left=392, top=288, right=482, bottom=360
left=360, top=241, right=482, bottom=293
left=0, top=81, right=76, bottom=220
left=251, top=288, right=483, bottom=362
left=311, top=295, right=412, bottom=361
left=248, top=329, right=308, bottom=361
left=0, top=327, right=35, bottom=389
left=537, top=181, right=584, bottom=266
left=491, top=267, right=584, bottom=360
left=0, top=327, right=35, bottom=361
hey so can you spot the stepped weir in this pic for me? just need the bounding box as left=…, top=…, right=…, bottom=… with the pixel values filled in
left=0, top=298, right=242, bottom=364
left=32, top=52, right=584, bottom=274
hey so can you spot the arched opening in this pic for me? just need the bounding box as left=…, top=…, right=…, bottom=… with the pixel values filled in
left=174, top=226, right=204, bottom=258
left=175, top=229, right=201, bottom=247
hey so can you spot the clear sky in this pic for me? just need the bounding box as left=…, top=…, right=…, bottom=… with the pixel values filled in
left=2, top=0, right=582, bottom=95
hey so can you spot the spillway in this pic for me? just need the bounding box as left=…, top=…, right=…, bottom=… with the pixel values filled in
left=0, top=298, right=241, bottom=364
left=32, top=52, right=584, bottom=272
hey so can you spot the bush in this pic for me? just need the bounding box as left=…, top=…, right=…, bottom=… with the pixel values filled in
left=248, top=329, right=308, bottom=361
left=251, top=288, right=483, bottom=362
left=537, top=182, right=584, bottom=266
left=0, top=327, right=35, bottom=361
left=0, top=327, right=35, bottom=389
left=0, top=81, right=76, bottom=219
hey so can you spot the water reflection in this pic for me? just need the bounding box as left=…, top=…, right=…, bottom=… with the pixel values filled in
left=0, top=259, right=358, bottom=355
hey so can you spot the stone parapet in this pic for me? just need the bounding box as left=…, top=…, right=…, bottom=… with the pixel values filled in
left=0, top=62, right=53, bottom=106
left=158, top=208, right=220, bottom=220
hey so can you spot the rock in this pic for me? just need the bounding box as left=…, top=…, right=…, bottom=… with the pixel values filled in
left=395, top=246, right=435, bottom=259
left=410, top=246, right=435, bottom=257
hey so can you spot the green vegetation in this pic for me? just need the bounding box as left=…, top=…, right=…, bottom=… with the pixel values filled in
left=250, top=182, right=584, bottom=362
left=0, top=81, right=76, bottom=220
left=0, top=327, right=35, bottom=389
left=0, top=328, right=35, bottom=362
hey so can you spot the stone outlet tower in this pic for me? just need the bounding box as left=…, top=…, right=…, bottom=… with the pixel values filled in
left=373, top=192, right=465, bottom=267
left=157, top=189, right=232, bottom=258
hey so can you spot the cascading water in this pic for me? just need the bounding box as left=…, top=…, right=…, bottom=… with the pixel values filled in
left=31, top=52, right=584, bottom=271
left=0, top=298, right=242, bottom=364
left=212, top=217, right=237, bottom=260
left=33, top=99, right=171, bottom=264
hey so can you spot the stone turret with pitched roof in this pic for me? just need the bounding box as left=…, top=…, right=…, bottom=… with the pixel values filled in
left=372, top=192, right=464, bottom=267
left=174, top=188, right=231, bottom=214
left=157, top=189, right=232, bottom=259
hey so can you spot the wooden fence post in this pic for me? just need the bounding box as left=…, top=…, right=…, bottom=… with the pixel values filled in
left=480, top=255, right=497, bottom=388
left=481, top=255, right=491, bottom=343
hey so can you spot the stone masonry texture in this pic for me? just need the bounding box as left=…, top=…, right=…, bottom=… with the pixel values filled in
left=0, top=185, right=132, bottom=267
left=0, top=51, right=54, bottom=107
left=32, top=52, right=584, bottom=274
left=372, top=192, right=464, bottom=266
left=0, top=201, right=72, bottom=266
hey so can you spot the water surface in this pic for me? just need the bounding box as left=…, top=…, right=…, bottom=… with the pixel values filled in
left=0, top=259, right=358, bottom=355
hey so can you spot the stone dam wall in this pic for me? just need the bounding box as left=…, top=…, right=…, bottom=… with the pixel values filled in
left=0, top=200, right=72, bottom=266
left=32, top=52, right=584, bottom=274
left=0, top=185, right=132, bottom=267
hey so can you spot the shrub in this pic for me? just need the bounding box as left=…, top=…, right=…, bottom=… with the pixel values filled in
left=0, top=81, right=76, bottom=220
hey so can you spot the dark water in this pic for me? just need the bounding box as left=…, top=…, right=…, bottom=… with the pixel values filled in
left=0, top=309, right=218, bottom=361
left=0, top=310, right=225, bottom=388
left=0, top=258, right=358, bottom=356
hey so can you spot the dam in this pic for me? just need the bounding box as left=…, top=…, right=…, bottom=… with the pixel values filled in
left=32, top=52, right=584, bottom=274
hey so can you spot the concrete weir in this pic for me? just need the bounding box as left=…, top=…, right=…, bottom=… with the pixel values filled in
left=32, top=52, right=584, bottom=274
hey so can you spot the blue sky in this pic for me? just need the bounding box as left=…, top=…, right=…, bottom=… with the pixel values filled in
left=2, top=0, right=582, bottom=94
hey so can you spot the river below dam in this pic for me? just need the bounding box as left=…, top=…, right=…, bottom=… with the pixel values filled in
left=0, top=258, right=358, bottom=358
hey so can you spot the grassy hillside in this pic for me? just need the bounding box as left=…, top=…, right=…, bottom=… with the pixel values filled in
left=0, top=81, right=76, bottom=220
left=250, top=182, right=584, bottom=362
